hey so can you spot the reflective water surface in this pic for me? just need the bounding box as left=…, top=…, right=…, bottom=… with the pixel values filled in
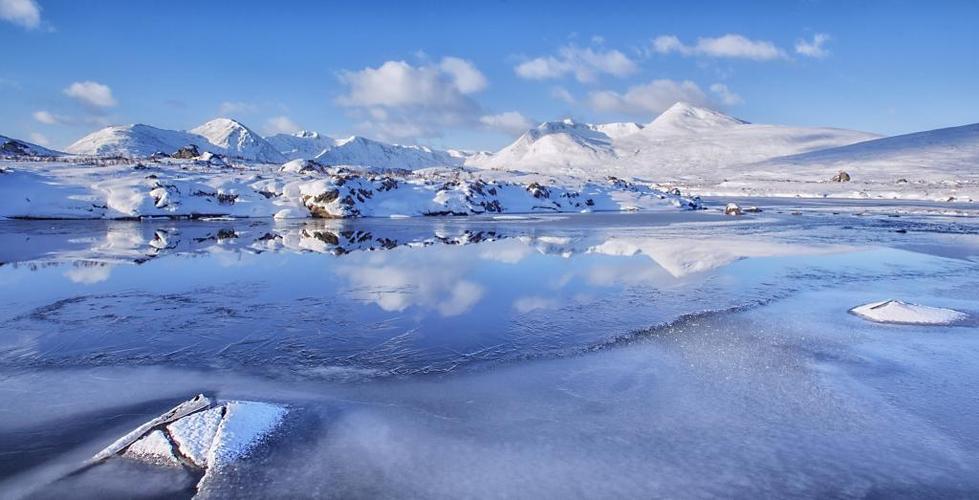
left=1, top=203, right=978, bottom=498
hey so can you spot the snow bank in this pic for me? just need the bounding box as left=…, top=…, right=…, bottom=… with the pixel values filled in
left=850, top=300, right=967, bottom=325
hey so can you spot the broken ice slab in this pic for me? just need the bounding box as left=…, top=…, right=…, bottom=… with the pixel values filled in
left=849, top=299, right=968, bottom=325
left=88, top=394, right=287, bottom=476
left=89, top=393, right=213, bottom=465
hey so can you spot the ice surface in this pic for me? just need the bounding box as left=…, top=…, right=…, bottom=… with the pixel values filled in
left=850, top=299, right=968, bottom=325
left=1, top=205, right=978, bottom=498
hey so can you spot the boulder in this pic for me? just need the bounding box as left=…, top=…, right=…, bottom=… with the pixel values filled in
left=724, top=202, right=742, bottom=216
left=172, top=144, right=201, bottom=159
left=831, top=170, right=851, bottom=182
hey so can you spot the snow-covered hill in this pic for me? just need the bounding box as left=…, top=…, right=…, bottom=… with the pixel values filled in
left=66, top=124, right=206, bottom=158
left=266, top=130, right=336, bottom=161
left=1, top=134, right=62, bottom=157
left=473, top=102, right=880, bottom=181
left=67, top=119, right=285, bottom=163
left=315, top=136, right=464, bottom=170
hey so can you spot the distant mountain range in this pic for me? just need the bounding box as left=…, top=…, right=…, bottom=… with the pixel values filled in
left=4, top=102, right=977, bottom=189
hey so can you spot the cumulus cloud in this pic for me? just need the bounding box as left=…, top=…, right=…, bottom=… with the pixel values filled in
left=29, top=132, right=49, bottom=146
left=515, top=45, right=637, bottom=82
left=796, top=33, right=831, bottom=58
left=337, top=57, right=486, bottom=141
left=64, top=81, right=117, bottom=108
left=479, top=111, right=533, bottom=135
left=439, top=56, right=488, bottom=94
left=589, top=79, right=710, bottom=116
left=652, top=34, right=786, bottom=61
left=264, top=116, right=301, bottom=135
left=218, top=101, right=258, bottom=116
left=709, top=83, right=743, bottom=106
left=0, top=0, right=41, bottom=29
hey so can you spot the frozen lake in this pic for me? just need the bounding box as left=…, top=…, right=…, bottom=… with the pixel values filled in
left=1, top=202, right=978, bottom=498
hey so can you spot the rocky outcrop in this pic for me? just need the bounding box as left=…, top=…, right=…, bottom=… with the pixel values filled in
left=831, top=170, right=851, bottom=182
left=172, top=144, right=201, bottom=159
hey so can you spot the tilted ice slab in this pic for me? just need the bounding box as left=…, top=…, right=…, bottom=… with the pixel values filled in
left=90, top=394, right=287, bottom=480
left=850, top=300, right=968, bottom=325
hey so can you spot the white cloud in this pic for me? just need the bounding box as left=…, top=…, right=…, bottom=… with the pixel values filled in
left=264, top=116, right=301, bottom=135
left=337, top=57, right=486, bottom=141
left=0, top=0, right=41, bottom=29
left=479, top=111, right=533, bottom=135
left=515, top=45, right=637, bottom=83
left=64, top=81, right=117, bottom=108
left=652, top=34, right=787, bottom=61
left=218, top=101, right=258, bottom=116
left=438, top=57, right=487, bottom=94
left=33, top=110, right=60, bottom=125
left=29, top=132, right=49, bottom=146
left=589, top=79, right=709, bottom=116
left=551, top=86, right=576, bottom=104
left=796, top=33, right=831, bottom=58
left=709, top=83, right=743, bottom=106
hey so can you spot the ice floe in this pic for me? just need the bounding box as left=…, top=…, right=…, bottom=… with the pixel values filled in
left=850, top=299, right=968, bottom=325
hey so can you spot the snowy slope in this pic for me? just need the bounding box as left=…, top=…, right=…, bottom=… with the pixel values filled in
left=315, top=136, right=463, bottom=170
left=1, top=134, right=62, bottom=157
left=190, top=118, right=285, bottom=163
left=753, top=123, right=979, bottom=181
left=66, top=124, right=207, bottom=158
left=266, top=130, right=336, bottom=160
left=473, top=102, right=879, bottom=181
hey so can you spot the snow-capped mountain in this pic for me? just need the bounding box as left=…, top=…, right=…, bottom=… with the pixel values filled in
left=266, top=130, right=336, bottom=161
left=189, top=118, right=285, bottom=163
left=314, top=135, right=464, bottom=170
left=753, top=122, right=979, bottom=183
left=66, top=124, right=214, bottom=159
left=470, top=119, right=620, bottom=171
left=67, top=120, right=284, bottom=162
left=474, top=102, right=880, bottom=181
left=1, top=134, right=62, bottom=157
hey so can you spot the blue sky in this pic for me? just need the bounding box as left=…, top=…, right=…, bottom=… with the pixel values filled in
left=2, top=0, right=977, bottom=151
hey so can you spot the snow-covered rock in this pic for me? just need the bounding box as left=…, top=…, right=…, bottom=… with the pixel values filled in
left=0, top=158, right=698, bottom=219
left=850, top=300, right=968, bottom=325
left=279, top=158, right=327, bottom=174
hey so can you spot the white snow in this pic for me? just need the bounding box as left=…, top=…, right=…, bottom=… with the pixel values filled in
left=850, top=300, right=968, bottom=325
left=206, top=401, right=287, bottom=470
left=123, top=430, right=181, bottom=467
left=167, top=406, right=224, bottom=468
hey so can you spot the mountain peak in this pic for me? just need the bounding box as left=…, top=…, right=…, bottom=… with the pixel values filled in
left=647, top=102, right=747, bottom=132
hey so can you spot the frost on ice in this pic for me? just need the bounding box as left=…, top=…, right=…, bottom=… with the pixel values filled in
left=89, top=394, right=287, bottom=488
left=849, top=299, right=968, bottom=325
